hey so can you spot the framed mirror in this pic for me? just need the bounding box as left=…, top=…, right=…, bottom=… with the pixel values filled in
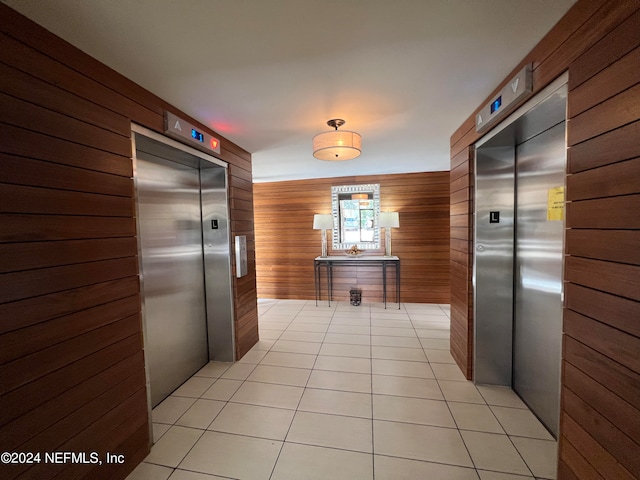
left=331, top=184, right=380, bottom=250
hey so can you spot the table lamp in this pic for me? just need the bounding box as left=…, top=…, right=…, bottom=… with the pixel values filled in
left=313, top=214, right=333, bottom=257
left=379, top=212, right=400, bottom=257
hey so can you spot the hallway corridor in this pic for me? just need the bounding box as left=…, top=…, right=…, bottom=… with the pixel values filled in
left=127, top=300, right=557, bottom=480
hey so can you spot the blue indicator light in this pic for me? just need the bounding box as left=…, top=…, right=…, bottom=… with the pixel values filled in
left=490, top=96, right=502, bottom=114
left=191, top=129, right=204, bottom=142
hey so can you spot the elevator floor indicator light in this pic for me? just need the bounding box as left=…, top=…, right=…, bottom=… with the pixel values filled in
left=191, top=129, right=204, bottom=142
left=476, top=65, right=532, bottom=133
left=490, top=96, right=502, bottom=114
left=165, top=111, right=222, bottom=154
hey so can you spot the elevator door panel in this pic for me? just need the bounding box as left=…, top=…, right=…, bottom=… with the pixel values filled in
left=514, top=122, right=565, bottom=437
left=136, top=153, right=209, bottom=407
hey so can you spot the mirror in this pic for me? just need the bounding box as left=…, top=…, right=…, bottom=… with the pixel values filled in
left=331, top=184, right=380, bottom=250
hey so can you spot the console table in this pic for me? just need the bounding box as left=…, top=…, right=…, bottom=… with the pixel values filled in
left=314, top=256, right=400, bottom=309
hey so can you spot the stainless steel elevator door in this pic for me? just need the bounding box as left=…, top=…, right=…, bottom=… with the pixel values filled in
left=135, top=152, right=209, bottom=408
left=513, top=121, right=566, bottom=437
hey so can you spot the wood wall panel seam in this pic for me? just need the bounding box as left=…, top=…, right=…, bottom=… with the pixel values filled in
left=0, top=93, right=132, bottom=156
left=0, top=352, right=143, bottom=449
left=0, top=32, right=162, bottom=129
left=566, top=157, right=640, bottom=201
left=0, top=276, right=140, bottom=335
left=533, top=0, right=640, bottom=90
left=567, top=82, right=640, bottom=146
left=562, top=412, right=636, bottom=480
left=10, top=375, right=147, bottom=479
left=559, top=434, right=606, bottom=480
left=569, top=5, right=640, bottom=90
left=563, top=308, right=640, bottom=373
left=0, top=123, right=134, bottom=177
left=0, top=238, right=137, bottom=274
left=0, top=295, right=141, bottom=366
left=563, top=362, right=640, bottom=445
left=568, top=45, right=640, bottom=117
left=565, top=229, right=640, bottom=265
left=0, top=334, right=143, bottom=428
left=0, top=183, right=135, bottom=218
left=0, top=257, right=138, bottom=304
left=562, top=386, right=640, bottom=477
left=0, top=62, right=131, bottom=137
left=0, top=215, right=137, bottom=244
left=563, top=335, right=640, bottom=418
left=566, top=194, right=640, bottom=229
left=0, top=314, right=140, bottom=396
left=565, top=256, right=640, bottom=300
left=0, top=154, right=135, bottom=197
left=0, top=6, right=164, bottom=116
left=567, top=121, right=640, bottom=173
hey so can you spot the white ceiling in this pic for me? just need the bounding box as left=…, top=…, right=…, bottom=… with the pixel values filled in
left=4, top=0, right=575, bottom=182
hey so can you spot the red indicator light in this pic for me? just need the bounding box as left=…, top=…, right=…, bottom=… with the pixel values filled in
left=210, top=138, right=219, bottom=150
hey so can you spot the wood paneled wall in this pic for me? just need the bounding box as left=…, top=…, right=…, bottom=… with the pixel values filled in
left=254, top=172, right=450, bottom=304
left=449, top=1, right=640, bottom=478
left=449, top=146, right=474, bottom=378
left=0, top=5, right=257, bottom=480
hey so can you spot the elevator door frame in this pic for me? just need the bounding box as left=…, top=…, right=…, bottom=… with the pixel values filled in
left=473, top=72, right=568, bottom=436
left=131, top=123, right=235, bottom=438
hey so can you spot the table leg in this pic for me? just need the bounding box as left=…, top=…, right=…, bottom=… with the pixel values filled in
left=383, top=262, right=387, bottom=309
left=327, top=263, right=332, bottom=307
left=314, top=262, right=319, bottom=307
left=396, top=262, right=401, bottom=309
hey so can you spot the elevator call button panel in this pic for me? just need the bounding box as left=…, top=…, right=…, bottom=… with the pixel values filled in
left=164, top=111, right=221, bottom=155
left=235, top=235, right=248, bottom=278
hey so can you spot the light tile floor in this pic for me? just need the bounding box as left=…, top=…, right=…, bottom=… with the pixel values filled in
left=127, top=300, right=557, bottom=480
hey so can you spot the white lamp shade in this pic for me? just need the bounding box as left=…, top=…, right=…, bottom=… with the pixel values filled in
left=379, top=212, right=399, bottom=228
left=313, top=130, right=362, bottom=161
left=313, top=214, right=334, bottom=229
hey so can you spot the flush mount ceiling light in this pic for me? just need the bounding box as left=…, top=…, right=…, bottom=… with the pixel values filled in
left=313, top=119, right=362, bottom=161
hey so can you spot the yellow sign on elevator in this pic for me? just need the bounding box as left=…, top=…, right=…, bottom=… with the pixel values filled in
left=547, top=186, right=564, bottom=221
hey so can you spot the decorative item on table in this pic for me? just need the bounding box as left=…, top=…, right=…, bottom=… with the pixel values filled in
left=345, top=245, right=362, bottom=256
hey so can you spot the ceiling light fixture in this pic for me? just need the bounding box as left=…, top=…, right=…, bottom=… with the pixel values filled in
left=313, top=119, right=362, bottom=161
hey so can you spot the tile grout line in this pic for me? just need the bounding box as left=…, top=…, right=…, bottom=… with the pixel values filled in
left=142, top=300, right=556, bottom=480
left=369, top=302, right=376, bottom=479
left=267, top=299, right=331, bottom=480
